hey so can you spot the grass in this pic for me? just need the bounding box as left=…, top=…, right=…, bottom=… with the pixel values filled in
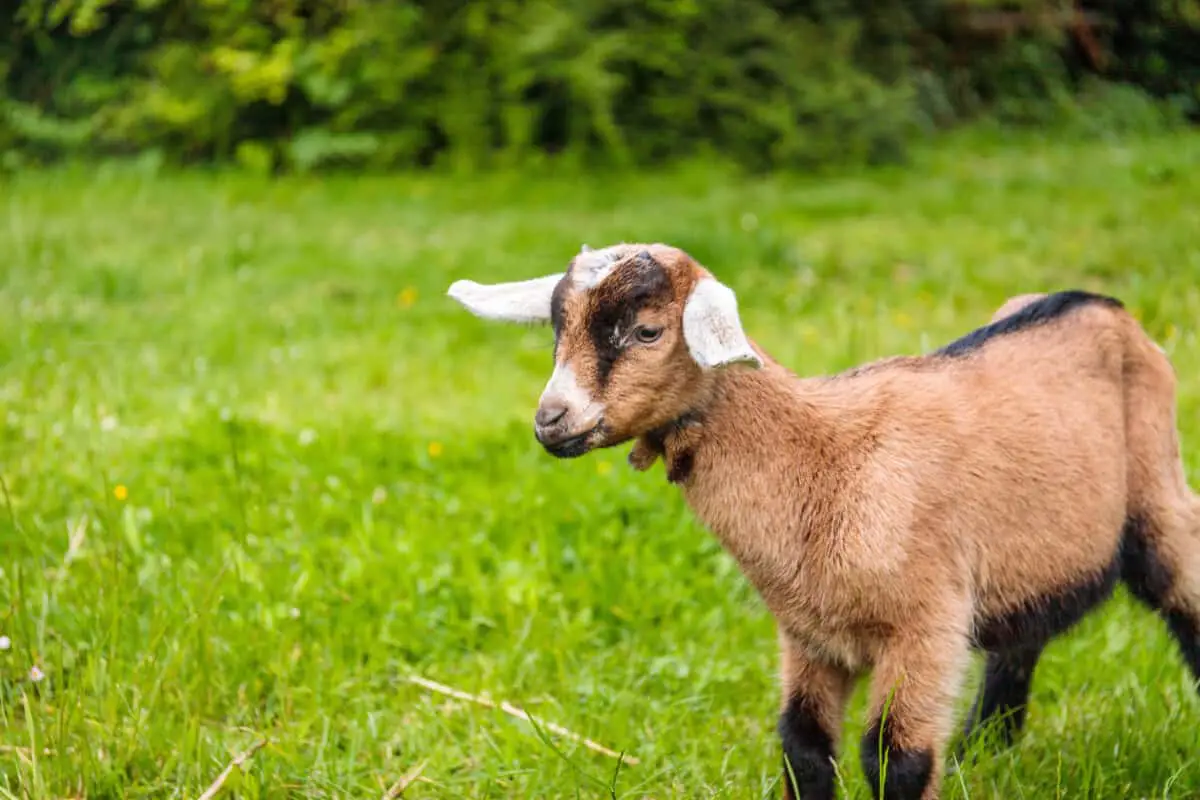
left=2, top=129, right=1200, bottom=799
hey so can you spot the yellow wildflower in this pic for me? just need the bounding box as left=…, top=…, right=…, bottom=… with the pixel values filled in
left=398, top=287, right=417, bottom=308
left=113, top=484, right=128, bottom=501
left=427, top=442, right=443, bottom=458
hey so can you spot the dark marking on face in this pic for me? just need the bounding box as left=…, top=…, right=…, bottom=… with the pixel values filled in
left=860, top=717, right=933, bottom=800
left=778, top=694, right=836, bottom=800
left=936, top=290, right=1124, bottom=358
left=971, top=553, right=1119, bottom=651
left=586, top=253, right=672, bottom=386
left=1119, top=513, right=1200, bottom=685
left=959, top=645, right=1042, bottom=757
left=550, top=275, right=570, bottom=351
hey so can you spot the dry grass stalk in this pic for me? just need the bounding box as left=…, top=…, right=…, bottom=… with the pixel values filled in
left=196, top=738, right=268, bottom=800
left=382, top=760, right=428, bottom=799
left=407, top=674, right=639, bottom=765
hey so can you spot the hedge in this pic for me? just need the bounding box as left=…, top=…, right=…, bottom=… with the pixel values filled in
left=1, top=0, right=1197, bottom=172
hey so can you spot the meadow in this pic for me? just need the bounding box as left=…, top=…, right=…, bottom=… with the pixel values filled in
left=2, top=130, right=1200, bottom=798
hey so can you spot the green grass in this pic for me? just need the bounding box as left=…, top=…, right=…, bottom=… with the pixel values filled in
left=2, top=129, right=1200, bottom=799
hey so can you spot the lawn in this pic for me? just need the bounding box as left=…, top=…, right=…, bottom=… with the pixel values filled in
left=2, top=130, right=1200, bottom=799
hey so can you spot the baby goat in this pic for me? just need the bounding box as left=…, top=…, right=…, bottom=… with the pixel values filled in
left=447, top=243, right=1200, bottom=799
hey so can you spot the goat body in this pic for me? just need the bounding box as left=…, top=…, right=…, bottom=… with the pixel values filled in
left=448, top=245, right=1200, bottom=800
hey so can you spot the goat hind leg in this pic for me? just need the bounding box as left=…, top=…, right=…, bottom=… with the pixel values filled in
left=958, top=644, right=1042, bottom=758
left=1122, top=509, right=1200, bottom=688
left=1119, top=314, right=1200, bottom=686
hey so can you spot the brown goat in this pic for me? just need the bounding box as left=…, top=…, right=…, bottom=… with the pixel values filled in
left=447, top=243, right=1200, bottom=800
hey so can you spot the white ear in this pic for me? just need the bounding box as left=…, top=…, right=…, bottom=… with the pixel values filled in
left=446, top=273, right=564, bottom=324
left=682, top=277, right=763, bottom=369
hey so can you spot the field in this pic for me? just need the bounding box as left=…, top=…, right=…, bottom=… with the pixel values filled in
left=2, top=131, right=1200, bottom=799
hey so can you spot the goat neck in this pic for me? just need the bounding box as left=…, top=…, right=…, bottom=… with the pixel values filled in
left=634, top=351, right=862, bottom=593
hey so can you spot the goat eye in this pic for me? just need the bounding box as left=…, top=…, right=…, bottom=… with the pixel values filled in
left=634, top=326, right=663, bottom=344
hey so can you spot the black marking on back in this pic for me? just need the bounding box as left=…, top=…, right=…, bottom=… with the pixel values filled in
left=972, top=554, right=1120, bottom=651
left=778, top=694, right=836, bottom=800
left=587, top=251, right=671, bottom=386
left=937, top=290, right=1123, bottom=358
left=860, top=716, right=933, bottom=800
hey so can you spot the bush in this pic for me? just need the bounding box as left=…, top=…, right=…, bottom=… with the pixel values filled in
left=0, top=0, right=1195, bottom=172
left=1095, top=0, right=1200, bottom=118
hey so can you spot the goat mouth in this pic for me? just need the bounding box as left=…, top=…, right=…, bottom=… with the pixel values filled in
left=541, top=427, right=600, bottom=459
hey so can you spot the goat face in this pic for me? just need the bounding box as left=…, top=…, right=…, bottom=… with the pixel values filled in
left=447, top=243, right=762, bottom=457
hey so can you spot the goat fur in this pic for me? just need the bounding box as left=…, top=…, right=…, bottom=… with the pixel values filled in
left=447, top=244, right=1200, bottom=800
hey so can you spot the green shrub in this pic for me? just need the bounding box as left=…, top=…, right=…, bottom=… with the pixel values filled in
left=0, top=0, right=1195, bottom=172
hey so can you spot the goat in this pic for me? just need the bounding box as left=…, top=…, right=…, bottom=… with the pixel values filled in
left=446, top=243, right=1200, bottom=800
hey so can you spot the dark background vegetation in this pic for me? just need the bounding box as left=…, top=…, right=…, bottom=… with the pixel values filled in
left=2, top=0, right=1198, bottom=173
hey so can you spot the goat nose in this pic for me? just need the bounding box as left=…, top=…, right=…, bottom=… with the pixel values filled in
left=536, top=402, right=568, bottom=429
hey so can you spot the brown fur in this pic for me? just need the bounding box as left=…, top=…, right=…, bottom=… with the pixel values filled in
left=551, top=245, right=724, bottom=444
left=480, top=246, right=1200, bottom=799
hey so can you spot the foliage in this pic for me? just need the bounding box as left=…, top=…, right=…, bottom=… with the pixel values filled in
left=1094, top=0, right=1200, bottom=118
left=2, top=132, right=1200, bottom=796
left=0, top=0, right=1195, bottom=171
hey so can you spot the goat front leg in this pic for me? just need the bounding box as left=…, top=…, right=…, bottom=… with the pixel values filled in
left=778, top=632, right=855, bottom=800
left=860, top=623, right=972, bottom=800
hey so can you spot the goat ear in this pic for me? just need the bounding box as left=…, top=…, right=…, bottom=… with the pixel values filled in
left=446, top=273, right=563, bottom=324
left=682, top=277, right=763, bottom=369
